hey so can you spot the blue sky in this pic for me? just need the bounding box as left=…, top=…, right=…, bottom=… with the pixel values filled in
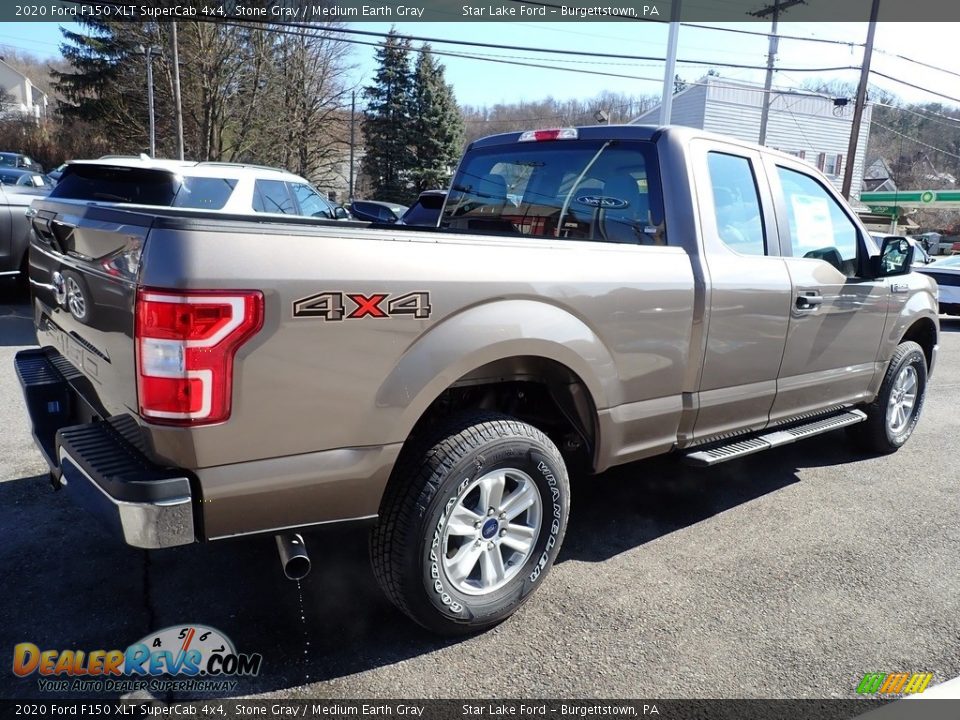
left=2, top=20, right=958, bottom=111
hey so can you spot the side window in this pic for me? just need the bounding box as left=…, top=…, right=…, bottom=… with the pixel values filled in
left=253, top=179, right=295, bottom=214
left=173, top=177, right=238, bottom=210
left=290, top=183, right=333, bottom=218
left=776, top=166, right=859, bottom=277
left=706, top=152, right=766, bottom=256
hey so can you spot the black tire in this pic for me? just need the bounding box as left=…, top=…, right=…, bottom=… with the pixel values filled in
left=849, top=341, right=927, bottom=454
left=370, top=412, right=570, bottom=635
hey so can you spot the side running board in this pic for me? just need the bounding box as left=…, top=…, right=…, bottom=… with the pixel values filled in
left=683, top=409, right=867, bottom=467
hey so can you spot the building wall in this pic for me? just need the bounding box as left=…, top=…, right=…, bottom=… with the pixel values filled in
left=633, top=83, right=706, bottom=127
left=632, top=78, right=872, bottom=198
left=703, top=84, right=871, bottom=197
left=0, top=61, right=47, bottom=120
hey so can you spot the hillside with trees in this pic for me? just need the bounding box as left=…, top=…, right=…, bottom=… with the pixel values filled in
left=0, top=22, right=958, bottom=228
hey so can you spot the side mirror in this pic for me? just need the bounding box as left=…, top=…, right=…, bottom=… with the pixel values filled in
left=871, top=236, right=915, bottom=277
left=334, top=207, right=349, bottom=220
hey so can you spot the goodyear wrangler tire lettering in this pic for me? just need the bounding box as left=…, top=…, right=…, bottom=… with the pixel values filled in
left=370, top=412, right=570, bottom=635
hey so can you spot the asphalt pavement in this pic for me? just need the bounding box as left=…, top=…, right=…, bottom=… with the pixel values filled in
left=1, top=283, right=959, bottom=700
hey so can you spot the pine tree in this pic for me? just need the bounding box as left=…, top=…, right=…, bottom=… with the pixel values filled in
left=54, top=20, right=154, bottom=153
left=411, top=45, right=464, bottom=194
left=361, top=29, right=416, bottom=204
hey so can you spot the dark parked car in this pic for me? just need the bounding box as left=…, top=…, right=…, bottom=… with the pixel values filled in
left=399, top=190, right=447, bottom=227
left=0, top=152, right=43, bottom=174
left=46, top=163, right=68, bottom=185
left=0, top=175, right=52, bottom=288
left=0, top=167, right=54, bottom=190
left=349, top=199, right=408, bottom=223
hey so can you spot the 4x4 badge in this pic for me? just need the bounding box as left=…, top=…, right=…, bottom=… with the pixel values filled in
left=293, top=291, right=431, bottom=321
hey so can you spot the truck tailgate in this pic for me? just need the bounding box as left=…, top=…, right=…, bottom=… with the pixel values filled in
left=27, top=199, right=151, bottom=423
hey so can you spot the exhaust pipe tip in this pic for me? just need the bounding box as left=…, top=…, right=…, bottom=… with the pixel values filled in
left=276, top=533, right=311, bottom=581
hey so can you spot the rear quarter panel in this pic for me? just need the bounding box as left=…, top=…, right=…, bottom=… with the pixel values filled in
left=137, top=221, right=696, bottom=471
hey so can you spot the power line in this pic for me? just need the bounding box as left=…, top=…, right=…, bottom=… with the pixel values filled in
left=872, top=120, right=960, bottom=161
left=874, top=48, right=960, bottom=84
left=50, top=2, right=960, bottom=112
left=216, top=19, right=841, bottom=104
left=874, top=101, right=960, bottom=129
left=181, top=12, right=860, bottom=74
left=870, top=70, right=960, bottom=106
left=680, top=21, right=861, bottom=46
left=509, top=0, right=866, bottom=46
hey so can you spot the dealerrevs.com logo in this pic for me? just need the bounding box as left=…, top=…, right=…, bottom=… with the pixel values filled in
left=856, top=672, right=933, bottom=695
left=13, top=625, right=262, bottom=694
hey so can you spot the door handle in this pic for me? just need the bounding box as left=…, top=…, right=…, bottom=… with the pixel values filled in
left=795, top=292, right=823, bottom=311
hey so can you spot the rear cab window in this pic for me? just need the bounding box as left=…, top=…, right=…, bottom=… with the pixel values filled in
left=441, top=138, right=667, bottom=245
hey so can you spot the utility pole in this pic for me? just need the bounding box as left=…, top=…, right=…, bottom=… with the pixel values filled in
left=752, top=0, right=805, bottom=146
left=349, top=90, right=356, bottom=201
left=842, top=0, right=881, bottom=200
left=140, top=45, right=156, bottom=157
left=659, top=0, right=681, bottom=125
left=170, top=22, right=185, bottom=161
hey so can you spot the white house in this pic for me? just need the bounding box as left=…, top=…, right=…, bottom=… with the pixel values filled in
left=0, top=58, right=48, bottom=121
left=631, top=76, right=872, bottom=198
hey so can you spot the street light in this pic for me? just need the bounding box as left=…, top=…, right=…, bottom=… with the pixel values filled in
left=139, top=44, right=158, bottom=158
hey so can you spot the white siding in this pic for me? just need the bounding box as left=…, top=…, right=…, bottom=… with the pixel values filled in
left=0, top=61, right=47, bottom=120
left=631, top=83, right=707, bottom=128
left=634, top=77, right=871, bottom=197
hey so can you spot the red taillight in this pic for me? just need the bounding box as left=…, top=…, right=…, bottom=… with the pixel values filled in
left=135, top=289, right=264, bottom=425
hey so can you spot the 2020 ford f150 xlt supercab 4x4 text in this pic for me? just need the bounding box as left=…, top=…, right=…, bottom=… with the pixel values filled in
left=14, top=126, right=938, bottom=634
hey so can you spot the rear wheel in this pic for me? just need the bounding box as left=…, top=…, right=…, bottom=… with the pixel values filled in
left=370, top=412, right=570, bottom=635
left=850, top=341, right=927, bottom=454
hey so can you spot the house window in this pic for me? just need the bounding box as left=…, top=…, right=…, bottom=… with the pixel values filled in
left=818, top=153, right=843, bottom=177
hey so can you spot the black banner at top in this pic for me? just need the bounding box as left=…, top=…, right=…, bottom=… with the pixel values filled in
left=6, top=0, right=960, bottom=23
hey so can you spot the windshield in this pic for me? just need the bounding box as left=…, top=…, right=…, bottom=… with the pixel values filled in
left=441, top=139, right=666, bottom=244
left=932, top=255, right=960, bottom=268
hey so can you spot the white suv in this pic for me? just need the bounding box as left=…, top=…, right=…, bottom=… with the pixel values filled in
left=48, top=156, right=350, bottom=221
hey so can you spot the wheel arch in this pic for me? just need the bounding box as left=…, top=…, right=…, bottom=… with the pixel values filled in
left=375, top=299, right=618, bottom=470
left=899, top=316, right=937, bottom=371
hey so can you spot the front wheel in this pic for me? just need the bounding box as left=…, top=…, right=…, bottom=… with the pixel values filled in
left=850, top=341, right=927, bottom=454
left=370, top=412, right=570, bottom=635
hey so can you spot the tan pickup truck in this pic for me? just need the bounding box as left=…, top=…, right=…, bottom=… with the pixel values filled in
left=15, top=126, right=938, bottom=634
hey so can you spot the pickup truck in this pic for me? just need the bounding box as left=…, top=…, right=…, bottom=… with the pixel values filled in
left=14, top=126, right=938, bottom=635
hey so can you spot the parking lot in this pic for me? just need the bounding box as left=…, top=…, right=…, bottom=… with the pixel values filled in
left=1, top=284, right=959, bottom=701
